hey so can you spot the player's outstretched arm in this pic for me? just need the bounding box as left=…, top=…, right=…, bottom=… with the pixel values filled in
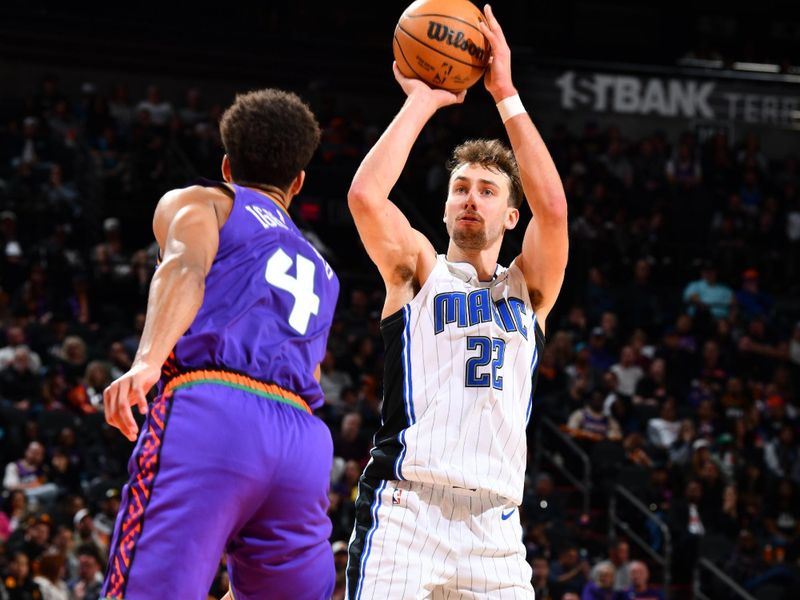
left=348, top=64, right=463, bottom=298
left=103, top=188, right=220, bottom=440
left=480, top=5, right=568, bottom=330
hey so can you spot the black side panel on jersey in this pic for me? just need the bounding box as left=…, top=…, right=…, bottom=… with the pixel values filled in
left=531, top=319, right=546, bottom=400
left=364, top=308, right=407, bottom=481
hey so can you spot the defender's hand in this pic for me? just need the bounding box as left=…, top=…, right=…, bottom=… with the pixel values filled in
left=393, top=62, right=467, bottom=109
left=479, top=4, right=517, bottom=101
left=104, top=361, right=160, bottom=441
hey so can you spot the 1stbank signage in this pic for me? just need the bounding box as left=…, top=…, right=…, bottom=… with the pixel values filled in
left=555, top=71, right=799, bottom=126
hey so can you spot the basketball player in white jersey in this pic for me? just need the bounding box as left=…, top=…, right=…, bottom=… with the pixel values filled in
left=345, top=5, right=568, bottom=599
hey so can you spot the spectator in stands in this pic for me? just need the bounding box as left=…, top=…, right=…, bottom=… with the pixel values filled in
left=69, top=545, right=102, bottom=600
left=601, top=139, right=633, bottom=190
left=724, top=529, right=766, bottom=589
left=48, top=448, right=81, bottom=497
left=698, top=340, right=727, bottom=396
left=0, top=327, right=42, bottom=372
left=607, top=539, right=631, bottom=591
left=12, top=116, right=51, bottom=171
left=1, top=490, right=30, bottom=539
left=331, top=540, right=348, bottom=600
left=587, top=327, right=615, bottom=374
left=0, top=347, right=40, bottom=408
left=92, top=489, right=119, bottom=546
left=683, top=262, right=733, bottom=320
left=531, top=555, right=553, bottom=600
left=633, top=358, right=668, bottom=420
left=567, top=390, right=622, bottom=443
left=53, top=336, right=87, bottom=388
left=177, top=87, right=207, bottom=129
left=763, top=425, right=800, bottom=483
left=610, top=346, right=644, bottom=399
left=107, top=83, right=132, bottom=133
left=71, top=509, right=105, bottom=557
left=332, top=412, right=369, bottom=464
left=32, top=552, right=69, bottom=600
left=623, top=432, right=654, bottom=468
left=8, top=514, right=51, bottom=563
left=64, top=361, right=110, bottom=415
left=665, top=141, right=702, bottom=190
left=4, top=551, right=41, bottom=599
left=694, top=398, right=720, bottom=440
left=47, top=100, right=78, bottom=150
left=51, top=525, right=77, bottom=582
left=736, top=269, right=772, bottom=321
left=623, top=561, right=663, bottom=600
left=580, top=560, right=617, bottom=600
left=668, top=479, right=709, bottom=582
left=565, top=343, right=599, bottom=393
left=319, top=350, right=353, bottom=416
left=135, top=84, right=173, bottom=128
left=763, top=478, right=800, bottom=549
left=618, top=259, right=662, bottom=336
left=3, top=442, right=58, bottom=510
left=549, top=544, right=590, bottom=598
left=646, top=398, right=680, bottom=451
left=586, top=269, right=616, bottom=328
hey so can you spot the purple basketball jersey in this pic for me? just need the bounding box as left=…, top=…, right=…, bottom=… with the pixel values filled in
left=171, top=182, right=339, bottom=410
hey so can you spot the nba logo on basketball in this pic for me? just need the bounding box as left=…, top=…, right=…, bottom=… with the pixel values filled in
left=392, top=488, right=403, bottom=505
left=433, top=63, right=454, bottom=84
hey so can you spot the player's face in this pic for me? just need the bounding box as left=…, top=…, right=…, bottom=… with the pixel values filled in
left=444, top=163, right=518, bottom=251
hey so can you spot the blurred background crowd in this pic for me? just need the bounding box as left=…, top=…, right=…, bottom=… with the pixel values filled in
left=1, top=4, right=799, bottom=599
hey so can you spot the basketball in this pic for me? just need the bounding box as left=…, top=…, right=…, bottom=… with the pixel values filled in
left=393, top=0, right=489, bottom=92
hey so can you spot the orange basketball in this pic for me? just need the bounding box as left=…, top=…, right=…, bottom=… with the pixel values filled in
left=393, top=0, right=489, bottom=93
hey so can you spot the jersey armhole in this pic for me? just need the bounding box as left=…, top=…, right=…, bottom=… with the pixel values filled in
left=381, top=255, right=444, bottom=327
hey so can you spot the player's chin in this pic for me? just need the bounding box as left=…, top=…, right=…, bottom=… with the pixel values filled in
left=452, top=229, right=487, bottom=250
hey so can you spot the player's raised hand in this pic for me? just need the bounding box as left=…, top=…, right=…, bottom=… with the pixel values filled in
left=479, top=4, right=517, bottom=101
left=392, top=62, right=467, bottom=109
left=103, top=361, right=160, bottom=441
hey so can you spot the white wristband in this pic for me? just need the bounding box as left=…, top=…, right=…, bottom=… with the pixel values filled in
left=496, top=94, right=525, bottom=123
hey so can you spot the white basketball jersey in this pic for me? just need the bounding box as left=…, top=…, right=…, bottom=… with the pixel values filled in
left=364, top=254, right=543, bottom=505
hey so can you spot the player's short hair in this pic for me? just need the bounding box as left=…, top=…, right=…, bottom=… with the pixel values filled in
left=220, top=89, right=321, bottom=191
left=447, top=139, right=523, bottom=208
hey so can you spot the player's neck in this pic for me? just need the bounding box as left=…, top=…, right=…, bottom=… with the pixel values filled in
left=242, top=183, right=292, bottom=211
left=445, top=241, right=501, bottom=282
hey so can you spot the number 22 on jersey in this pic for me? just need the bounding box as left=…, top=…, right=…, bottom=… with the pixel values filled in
left=466, top=336, right=506, bottom=390
left=265, top=248, right=319, bottom=335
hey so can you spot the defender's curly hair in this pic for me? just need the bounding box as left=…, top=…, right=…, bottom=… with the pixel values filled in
left=220, top=89, right=320, bottom=190
left=447, top=139, right=523, bottom=208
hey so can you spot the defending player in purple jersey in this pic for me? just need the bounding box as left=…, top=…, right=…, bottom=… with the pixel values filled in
left=101, top=89, right=339, bottom=600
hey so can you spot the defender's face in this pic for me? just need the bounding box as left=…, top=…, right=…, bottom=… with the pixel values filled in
left=444, top=163, right=518, bottom=251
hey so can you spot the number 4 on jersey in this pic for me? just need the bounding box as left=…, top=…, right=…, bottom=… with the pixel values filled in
left=265, top=248, right=319, bottom=335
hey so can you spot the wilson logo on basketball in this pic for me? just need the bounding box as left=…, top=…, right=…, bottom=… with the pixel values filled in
left=426, top=21, right=485, bottom=61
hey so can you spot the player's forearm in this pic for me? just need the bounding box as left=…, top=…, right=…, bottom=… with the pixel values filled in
left=348, top=94, right=437, bottom=206
left=503, top=113, right=567, bottom=223
left=133, top=256, right=206, bottom=369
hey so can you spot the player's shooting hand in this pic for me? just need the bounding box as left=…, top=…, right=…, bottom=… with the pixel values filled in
left=392, top=62, right=466, bottom=109
left=479, top=4, right=517, bottom=101
left=103, top=361, right=160, bottom=442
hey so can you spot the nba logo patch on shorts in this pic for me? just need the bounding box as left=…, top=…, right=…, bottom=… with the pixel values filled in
left=392, top=488, right=402, bottom=505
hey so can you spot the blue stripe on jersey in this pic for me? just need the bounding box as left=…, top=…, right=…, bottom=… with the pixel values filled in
left=355, top=479, right=387, bottom=600
left=395, top=305, right=415, bottom=480
left=402, top=305, right=415, bottom=424
left=395, top=429, right=407, bottom=480
left=526, top=315, right=540, bottom=425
